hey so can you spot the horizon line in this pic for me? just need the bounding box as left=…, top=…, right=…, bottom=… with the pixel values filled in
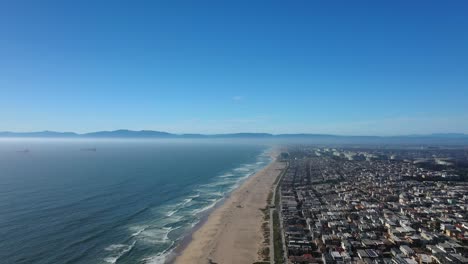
left=0, top=129, right=467, bottom=138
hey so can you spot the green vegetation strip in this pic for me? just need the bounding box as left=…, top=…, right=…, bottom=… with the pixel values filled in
left=272, top=210, right=284, bottom=264
left=274, top=163, right=287, bottom=207
left=272, top=162, right=288, bottom=264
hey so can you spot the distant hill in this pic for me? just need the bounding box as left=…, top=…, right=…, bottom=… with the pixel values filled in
left=0, top=130, right=467, bottom=144
left=0, top=131, right=78, bottom=138
left=83, top=129, right=174, bottom=138
left=211, top=133, right=274, bottom=138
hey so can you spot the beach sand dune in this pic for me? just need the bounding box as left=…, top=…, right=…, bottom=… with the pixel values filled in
left=173, top=155, right=285, bottom=264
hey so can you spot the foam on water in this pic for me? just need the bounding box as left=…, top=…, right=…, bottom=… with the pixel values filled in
left=139, top=227, right=177, bottom=244
left=104, top=244, right=127, bottom=251
left=130, top=225, right=147, bottom=237
left=192, top=199, right=219, bottom=215
left=218, top=173, right=234, bottom=178
left=143, top=247, right=173, bottom=264
left=103, top=149, right=272, bottom=264
left=103, top=240, right=136, bottom=264
left=0, top=141, right=272, bottom=264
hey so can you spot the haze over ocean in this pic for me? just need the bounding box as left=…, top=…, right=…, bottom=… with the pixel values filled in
left=0, top=139, right=271, bottom=263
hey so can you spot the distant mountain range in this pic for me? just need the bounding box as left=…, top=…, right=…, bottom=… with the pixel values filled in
left=1, top=130, right=468, bottom=144
left=0, top=130, right=275, bottom=138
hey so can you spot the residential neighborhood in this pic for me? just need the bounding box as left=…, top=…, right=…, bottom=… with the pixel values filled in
left=277, top=146, right=468, bottom=264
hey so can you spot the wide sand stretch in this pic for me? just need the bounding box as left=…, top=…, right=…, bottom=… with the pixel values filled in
left=173, top=153, right=285, bottom=264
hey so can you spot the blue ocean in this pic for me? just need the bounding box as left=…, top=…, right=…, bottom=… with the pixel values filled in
left=0, top=139, right=271, bottom=264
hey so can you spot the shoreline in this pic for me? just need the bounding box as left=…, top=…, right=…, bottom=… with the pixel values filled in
left=164, top=150, right=277, bottom=263
left=165, top=180, right=230, bottom=263
left=170, top=150, right=285, bottom=264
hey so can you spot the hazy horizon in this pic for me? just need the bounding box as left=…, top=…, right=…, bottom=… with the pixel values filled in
left=0, top=129, right=468, bottom=137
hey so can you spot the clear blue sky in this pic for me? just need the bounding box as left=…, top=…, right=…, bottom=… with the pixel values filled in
left=1, top=0, right=467, bottom=135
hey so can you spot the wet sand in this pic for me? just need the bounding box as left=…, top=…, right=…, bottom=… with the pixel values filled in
left=173, top=153, right=285, bottom=264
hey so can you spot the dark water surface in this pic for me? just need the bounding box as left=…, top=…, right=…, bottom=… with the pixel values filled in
left=0, top=139, right=270, bottom=264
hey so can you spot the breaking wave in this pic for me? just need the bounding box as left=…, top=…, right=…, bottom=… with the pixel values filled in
left=102, top=149, right=272, bottom=264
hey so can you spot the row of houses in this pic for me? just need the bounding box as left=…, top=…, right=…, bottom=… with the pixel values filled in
left=279, top=148, right=468, bottom=264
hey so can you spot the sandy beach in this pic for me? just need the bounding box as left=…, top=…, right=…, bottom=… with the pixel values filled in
left=173, top=153, right=285, bottom=264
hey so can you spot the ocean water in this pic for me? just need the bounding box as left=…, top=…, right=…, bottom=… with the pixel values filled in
left=0, top=139, right=271, bottom=264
